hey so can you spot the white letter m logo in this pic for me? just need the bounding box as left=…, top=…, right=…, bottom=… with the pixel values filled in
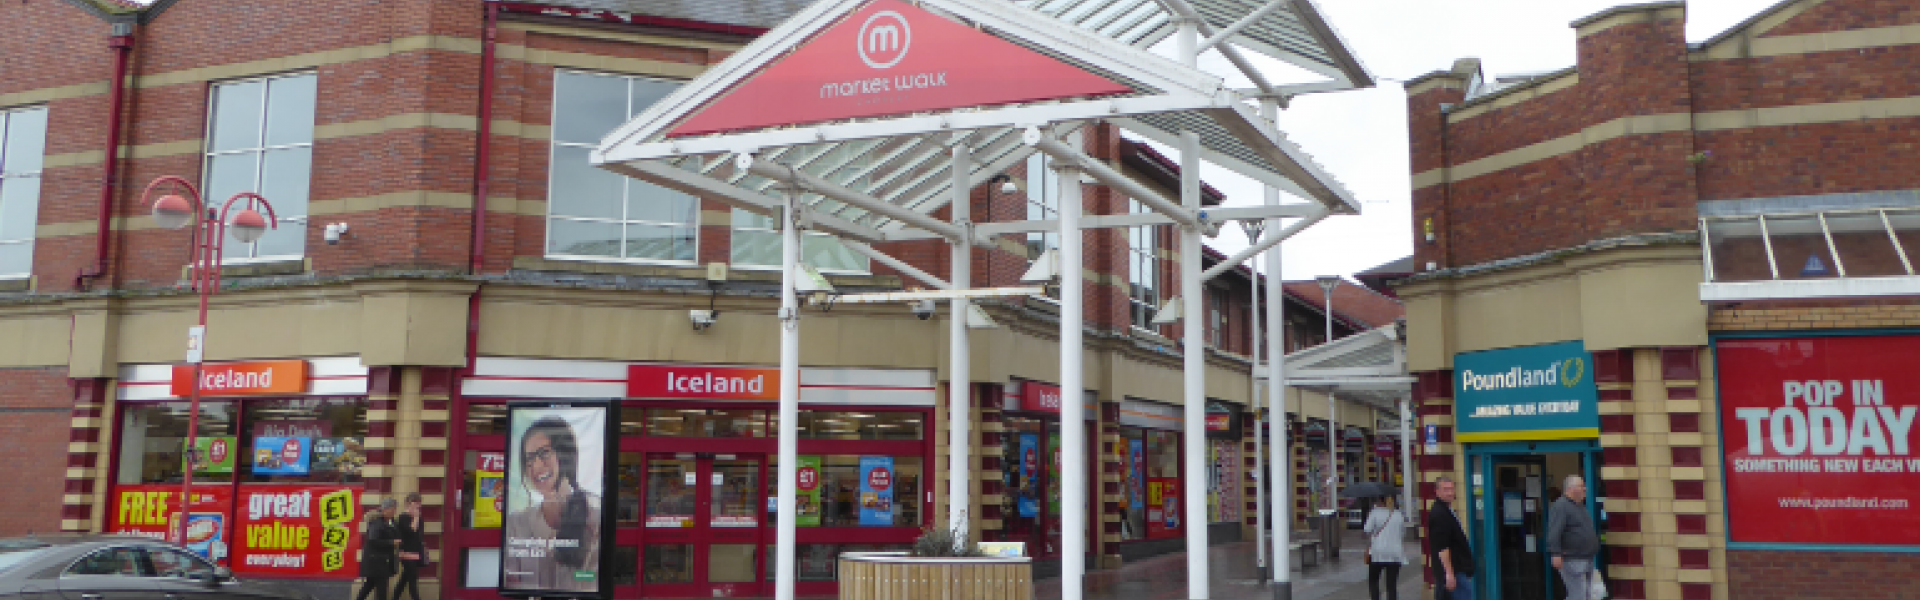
left=857, top=11, right=911, bottom=69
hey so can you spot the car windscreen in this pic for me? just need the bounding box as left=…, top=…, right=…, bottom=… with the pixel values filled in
left=0, top=548, right=52, bottom=573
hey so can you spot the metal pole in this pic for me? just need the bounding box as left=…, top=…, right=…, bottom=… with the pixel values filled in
left=1247, top=226, right=1267, bottom=579
left=948, top=143, right=973, bottom=537
left=1324, top=286, right=1337, bottom=515
left=774, top=191, right=802, bottom=600
left=177, top=206, right=210, bottom=547
left=1057, top=136, right=1089, bottom=600
left=1266, top=188, right=1292, bottom=599
left=1400, top=394, right=1415, bottom=530
left=1178, top=129, right=1210, bottom=600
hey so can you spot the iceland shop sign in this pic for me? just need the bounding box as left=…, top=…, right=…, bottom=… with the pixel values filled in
left=1718, top=334, right=1920, bottom=547
left=1453, top=341, right=1599, bottom=443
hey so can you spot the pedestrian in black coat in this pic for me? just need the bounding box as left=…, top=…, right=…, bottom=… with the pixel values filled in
left=357, top=497, right=401, bottom=600
left=392, top=493, right=427, bottom=600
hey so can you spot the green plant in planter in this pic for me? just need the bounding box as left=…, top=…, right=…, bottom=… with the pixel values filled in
left=911, top=521, right=986, bottom=557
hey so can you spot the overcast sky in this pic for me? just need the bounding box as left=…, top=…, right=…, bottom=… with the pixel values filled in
left=1164, top=0, right=1785, bottom=281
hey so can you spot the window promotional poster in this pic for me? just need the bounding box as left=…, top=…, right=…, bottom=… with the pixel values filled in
left=229, top=486, right=361, bottom=576
left=474, top=452, right=507, bottom=529
left=858, top=456, right=895, bottom=526
left=108, top=485, right=233, bottom=562
left=501, top=401, right=615, bottom=598
left=252, top=436, right=312, bottom=476
left=1017, top=434, right=1040, bottom=518
left=1718, top=334, right=1920, bottom=547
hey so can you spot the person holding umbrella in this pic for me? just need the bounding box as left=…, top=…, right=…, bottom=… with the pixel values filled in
left=1348, top=482, right=1407, bottom=600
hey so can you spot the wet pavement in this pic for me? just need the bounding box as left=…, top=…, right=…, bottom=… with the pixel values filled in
left=1036, top=529, right=1428, bottom=600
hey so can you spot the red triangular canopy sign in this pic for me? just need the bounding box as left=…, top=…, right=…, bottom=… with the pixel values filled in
left=668, top=0, right=1131, bottom=137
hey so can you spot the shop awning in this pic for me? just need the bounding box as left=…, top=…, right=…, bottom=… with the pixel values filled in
left=1281, top=324, right=1410, bottom=412
left=1700, top=190, right=1920, bottom=302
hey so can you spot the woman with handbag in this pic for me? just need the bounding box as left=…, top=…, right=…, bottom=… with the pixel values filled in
left=1363, top=495, right=1409, bottom=600
left=392, top=493, right=428, bottom=600
left=355, top=498, right=401, bottom=600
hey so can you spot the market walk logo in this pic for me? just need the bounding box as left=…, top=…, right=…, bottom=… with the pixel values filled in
left=1461, top=357, right=1586, bottom=392
left=858, top=10, right=910, bottom=69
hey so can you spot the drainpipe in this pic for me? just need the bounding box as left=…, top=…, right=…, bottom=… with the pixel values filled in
left=76, top=23, right=136, bottom=290
left=443, top=1, right=498, bottom=586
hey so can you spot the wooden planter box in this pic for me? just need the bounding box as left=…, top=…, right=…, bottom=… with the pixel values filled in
left=838, top=552, right=1033, bottom=600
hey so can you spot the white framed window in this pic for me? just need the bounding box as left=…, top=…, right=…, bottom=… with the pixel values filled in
left=1024, top=152, right=1060, bottom=256
left=547, top=71, right=695, bottom=263
left=0, top=106, right=48, bottom=279
left=204, top=73, right=316, bottom=261
left=731, top=144, right=869, bottom=273
left=1127, top=199, right=1159, bottom=331
left=1208, top=288, right=1226, bottom=347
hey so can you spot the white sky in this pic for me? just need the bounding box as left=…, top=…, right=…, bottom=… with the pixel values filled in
left=1162, top=0, right=1785, bottom=281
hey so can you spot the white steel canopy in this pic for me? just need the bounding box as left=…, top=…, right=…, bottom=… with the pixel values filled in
left=582, top=1, right=1375, bottom=599
left=592, top=0, right=1366, bottom=246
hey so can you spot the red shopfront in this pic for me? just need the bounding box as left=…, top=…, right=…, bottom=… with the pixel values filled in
left=448, top=359, right=936, bottom=599
left=990, top=380, right=1098, bottom=563
left=107, top=358, right=372, bottom=584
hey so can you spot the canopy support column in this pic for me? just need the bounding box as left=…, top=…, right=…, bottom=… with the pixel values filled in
left=948, top=143, right=974, bottom=537
left=774, top=188, right=803, bottom=600
left=1179, top=126, right=1211, bottom=600
left=1264, top=97, right=1294, bottom=600
left=1057, top=135, right=1090, bottom=600
left=1401, top=393, right=1415, bottom=529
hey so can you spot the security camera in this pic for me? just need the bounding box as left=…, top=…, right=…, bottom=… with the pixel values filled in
left=689, top=309, right=718, bottom=331
left=910, top=299, right=936, bottom=320
left=323, top=223, right=349, bottom=245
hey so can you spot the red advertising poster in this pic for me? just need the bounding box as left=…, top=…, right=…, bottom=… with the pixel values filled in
left=1144, top=477, right=1183, bottom=539
left=109, top=485, right=236, bottom=562
left=230, top=485, right=364, bottom=578
left=1719, top=334, right=1920, bottom=546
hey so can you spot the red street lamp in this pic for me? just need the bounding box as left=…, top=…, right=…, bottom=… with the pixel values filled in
left=141, top=175, right=278, bottom=551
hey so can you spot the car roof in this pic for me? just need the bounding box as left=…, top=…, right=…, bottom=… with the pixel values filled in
left=0, top=535, right=168, bottom=552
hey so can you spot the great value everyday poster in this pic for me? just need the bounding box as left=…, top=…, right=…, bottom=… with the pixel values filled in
left=231, top=486, right=361, bottom=578
left=858, top=456, right=895, bottom=526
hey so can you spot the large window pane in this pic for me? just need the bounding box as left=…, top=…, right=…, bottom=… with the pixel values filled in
left=205, top=153, right=259, bottom=207
left=239, top=397, right=367, bottom=484
left=624, top=224, right=693, bottom=262
left=0, top=177, right=41, bottom=241
left=731, top=229, right=781, bottom=266
left=116, top=402, right=240, bottom=485
left=0, top=242, right=29, bottom=276
left=625, top=181, right=696, bottom=225
left=210, top=81, right=266, bottom=153
left=628, top=78, right=680, bottom=116
left=263, top=75, right=317, bottom=147
left=802, top=234, right=862, bottom=273
left=2, top=107, right=47, bottom=173
left=552, top=72, right=631, bottom=145
left=549, top=145, right=625, bottom=220
left=548, top=219, right=622, bottom=257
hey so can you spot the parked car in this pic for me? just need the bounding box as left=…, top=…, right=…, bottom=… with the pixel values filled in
left=0, top=535, right=313, bottom=600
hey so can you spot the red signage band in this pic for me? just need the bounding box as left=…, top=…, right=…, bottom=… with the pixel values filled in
left=628, top=364, right=781, bottom=400
left=1021, top=382, right=1064, bottom=414
left=668, top=0, right=1130, bottom=137
left=1719, top=334, right=1920, bottom=547
left=170, top=361, right=309, bottom=397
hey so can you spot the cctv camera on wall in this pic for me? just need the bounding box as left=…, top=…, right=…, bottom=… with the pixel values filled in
left=911, top=299, right=936, bottom=320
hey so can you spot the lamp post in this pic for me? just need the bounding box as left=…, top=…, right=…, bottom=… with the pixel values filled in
left=143, top=175, right=279, bottom=549
left=1314, top=275, right=1340, bottom=515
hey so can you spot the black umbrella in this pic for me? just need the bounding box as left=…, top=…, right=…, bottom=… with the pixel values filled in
left=1340, top=481, right=1400, bottom=499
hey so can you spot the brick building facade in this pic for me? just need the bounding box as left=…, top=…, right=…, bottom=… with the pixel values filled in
left=0, top=0, right=1399, bottom=598
left=1398, top=1, right=1920, bottom=599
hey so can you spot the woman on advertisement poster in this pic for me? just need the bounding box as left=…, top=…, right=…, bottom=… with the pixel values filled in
left=503, top=413, right=604, bottom=594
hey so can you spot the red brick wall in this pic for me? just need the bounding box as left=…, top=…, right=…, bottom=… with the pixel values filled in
left=0, top=367, right=76, bottom=536
left=1764, top=0, right=1920, bottom=37
left=1728, top=550, right=1920, bottom=600
left=1410, top=4, right=1920, bottom=271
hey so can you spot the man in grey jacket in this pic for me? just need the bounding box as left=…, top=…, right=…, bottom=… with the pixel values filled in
left=1546, top=475, right=1601, bottom=600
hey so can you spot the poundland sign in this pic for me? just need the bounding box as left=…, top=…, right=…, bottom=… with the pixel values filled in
left=1453, top=341, right=1599, bottom=443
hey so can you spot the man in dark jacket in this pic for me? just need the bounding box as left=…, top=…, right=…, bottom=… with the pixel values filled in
left=1547, top=475, right=1601, bottom=600
left=1427, top=476, right=1475, bottom=600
